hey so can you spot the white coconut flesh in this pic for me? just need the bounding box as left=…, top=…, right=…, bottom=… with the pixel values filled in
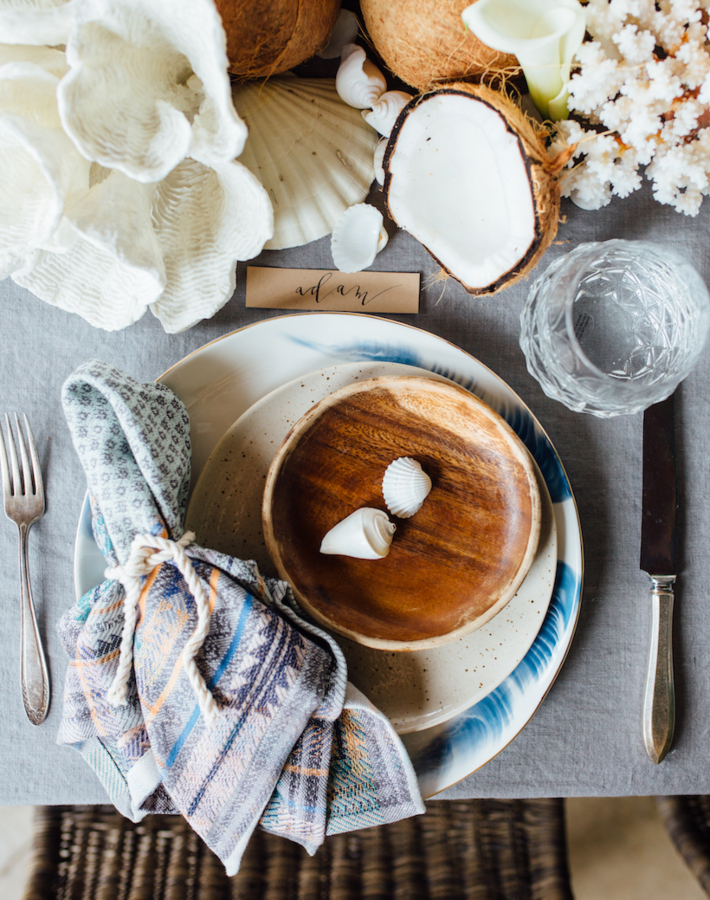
left=384, top=93, right=537, bottom=292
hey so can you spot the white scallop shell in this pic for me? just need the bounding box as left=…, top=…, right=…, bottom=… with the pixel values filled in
left=382, top=458, right=432, bottom=518
left=232, top=76, right=379, bottom=250
left=335, top=43, right=387, bottom=109
left=320, top=507, right=396, bottom=559
left=331, top=203, right=388, bottom=274
left=363, top=91, right=412, bottom=137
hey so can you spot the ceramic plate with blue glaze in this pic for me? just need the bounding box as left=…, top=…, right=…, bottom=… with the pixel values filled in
left=74, top=313, right=583, bottom=799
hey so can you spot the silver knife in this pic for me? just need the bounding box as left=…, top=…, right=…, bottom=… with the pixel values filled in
left=640, top=391, right=678, bottom=764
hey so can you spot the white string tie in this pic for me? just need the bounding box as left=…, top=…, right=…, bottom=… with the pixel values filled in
left=104, top=531, right=218, bottom=726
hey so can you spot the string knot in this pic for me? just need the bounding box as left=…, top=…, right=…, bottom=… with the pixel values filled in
left=104, top=531, right=218, bottom=726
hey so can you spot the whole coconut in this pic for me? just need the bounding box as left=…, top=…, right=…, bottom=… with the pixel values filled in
left=361, top=0, right=518, bottom=91
left=216, top=0, right=341, bottom=79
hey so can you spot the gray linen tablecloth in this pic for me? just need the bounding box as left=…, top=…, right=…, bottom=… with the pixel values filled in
left=1, top=183, right=710, bottom=804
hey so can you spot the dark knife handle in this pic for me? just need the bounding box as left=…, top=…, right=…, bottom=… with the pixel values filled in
left=642, top=576, right=675, bottom=764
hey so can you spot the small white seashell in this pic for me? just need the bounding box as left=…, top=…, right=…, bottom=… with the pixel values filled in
left=320, top=508, right=396, bottom=559
left=373, top=138, right=387, bottom=185
left=382, top=458, right=432, bottom=518
left=317, top=9, right=359, bottom=59
left=363, top=90, right=412, bottom=137
left=331, top=203, right=388, bottom=274
left=335, top=43, right=387, bottom=110
left=339, top=42, right=361, bottom=64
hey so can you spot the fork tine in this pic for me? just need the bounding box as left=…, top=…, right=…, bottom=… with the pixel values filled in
left=14, top=413, right=33, bottom=496
left=5, top=414, right=20, bottom=496
left=22, top=414, right=43, bottom=500
left=0, top=423, right=10, bottom=499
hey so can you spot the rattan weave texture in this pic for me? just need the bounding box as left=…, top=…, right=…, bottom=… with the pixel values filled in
left=657, top=795, right=710, bottom=896
left=22, top=800, right=573, bottom=900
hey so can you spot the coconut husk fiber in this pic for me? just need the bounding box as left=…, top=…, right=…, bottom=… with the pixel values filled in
left=383, top=83, right=560, bottom=296
left=361, top=0, right=518, bottom=92
left=216, top=0, right=341, bottom=79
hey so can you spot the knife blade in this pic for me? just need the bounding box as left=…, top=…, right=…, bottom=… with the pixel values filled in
left=640, top=391, right=678, bottom=764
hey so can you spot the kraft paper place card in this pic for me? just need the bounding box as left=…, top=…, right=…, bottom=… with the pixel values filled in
left=246, top=266, right=420, bottom=313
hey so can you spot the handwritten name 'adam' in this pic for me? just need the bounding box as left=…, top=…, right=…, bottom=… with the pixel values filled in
left=295, top=272, right=399, bottom=307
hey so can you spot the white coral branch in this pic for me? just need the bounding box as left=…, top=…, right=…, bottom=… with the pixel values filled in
left=0, top=0, right=80, bottom=46
left=0, top=58, right=90, bottom=276
left=566, top=0, right=710, bottom=214
left=0, top=0, right=276, bottom=331
left=150, top=158, right=273, bottom=333
left=57, top=0, right=247, bottom=182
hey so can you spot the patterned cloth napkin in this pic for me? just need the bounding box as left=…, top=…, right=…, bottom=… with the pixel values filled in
left=57, top=359, right=424, bottom=874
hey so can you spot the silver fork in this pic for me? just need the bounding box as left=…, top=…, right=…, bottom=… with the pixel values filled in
left=0, top=414, right=50, bottom=725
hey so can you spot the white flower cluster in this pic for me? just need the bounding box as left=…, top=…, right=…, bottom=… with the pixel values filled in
left=0, top=0, right=274, bottom=331
left=551, top=0, right=710, bottom=215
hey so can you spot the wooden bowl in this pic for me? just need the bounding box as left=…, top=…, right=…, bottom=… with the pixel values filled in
left=262, top=376, right=541, bottom=651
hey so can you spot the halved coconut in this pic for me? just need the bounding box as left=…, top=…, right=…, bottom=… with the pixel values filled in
left=383, top=84, right=559, bottom=295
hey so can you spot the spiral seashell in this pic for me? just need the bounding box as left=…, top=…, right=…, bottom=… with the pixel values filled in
left=320, top=508, right=396, bottom=559
left=363, top=90, right=412, bottom=136
left=382, top=457, right=432, bottom=518
left=336, top=43, right=387, bottom=109
left=331, top=203, right=388, bottom=274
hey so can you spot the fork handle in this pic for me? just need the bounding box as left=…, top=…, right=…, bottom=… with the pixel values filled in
left=19, top=524, right=50, bottom=725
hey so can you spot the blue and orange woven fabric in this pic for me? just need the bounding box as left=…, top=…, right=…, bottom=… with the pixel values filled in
left=57, top=360, right=424, bottom=874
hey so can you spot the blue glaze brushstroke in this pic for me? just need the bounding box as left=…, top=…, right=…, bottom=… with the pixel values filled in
left=287, top=332, right=581, bottom=790
left=500, top=407, right=572, bottom=503
left=287, top=337, right=482, bottom=393
left=409, top=561, right=581, bottom=780
left=289, top=336, right=571, bottom=502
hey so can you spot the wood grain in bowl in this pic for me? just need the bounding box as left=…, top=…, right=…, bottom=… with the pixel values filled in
left=263, top=376, right=541, bottom=650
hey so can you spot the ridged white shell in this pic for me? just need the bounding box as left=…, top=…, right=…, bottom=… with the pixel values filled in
left=331, top=203, right=388, bottom=274
left=320, top=508, right=396, bottom=559
left=363, top=91, right=412, bottom=137
left=336, top=43, right=387, bottom=110
left=232, top=76, right=379, bottom=250
left=382, top=458, right=432, bottom=519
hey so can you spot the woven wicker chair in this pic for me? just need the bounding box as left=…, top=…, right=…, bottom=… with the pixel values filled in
left=21, top=799, right=573, bottom=900
left=657, top=795, right=710, bottom=896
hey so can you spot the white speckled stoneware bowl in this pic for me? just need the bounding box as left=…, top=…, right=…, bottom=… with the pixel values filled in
left=74, top=313, right=583, bottom=798
left=186, top=363, right=556, bottom=733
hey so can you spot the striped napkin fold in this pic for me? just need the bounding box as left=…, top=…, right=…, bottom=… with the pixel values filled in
left=57, top=359, right=424, bottom=874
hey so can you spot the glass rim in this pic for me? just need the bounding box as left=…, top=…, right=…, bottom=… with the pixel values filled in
left=558, top=239, right=709, bottom=389
left=560, top=243, right=619, bottom=384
